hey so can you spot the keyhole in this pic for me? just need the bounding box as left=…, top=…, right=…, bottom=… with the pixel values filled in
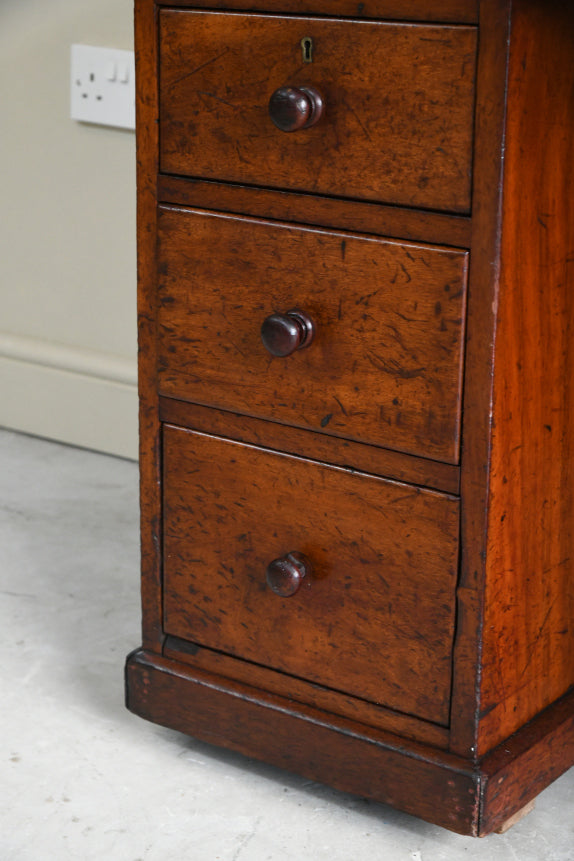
left=301, top=37, right=313, bottom=63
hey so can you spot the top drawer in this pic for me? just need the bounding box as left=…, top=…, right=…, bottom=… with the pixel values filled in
left=159, top=11, right=477, bottom=213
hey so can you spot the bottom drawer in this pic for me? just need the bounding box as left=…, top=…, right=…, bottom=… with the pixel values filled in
left=162, top=425, right=460, bottom=724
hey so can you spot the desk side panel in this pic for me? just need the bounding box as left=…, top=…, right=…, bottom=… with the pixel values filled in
left=479, top=0, right=574, bottom=755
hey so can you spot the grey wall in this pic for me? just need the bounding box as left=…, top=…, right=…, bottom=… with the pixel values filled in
left=0, top=0, right=138, bottom=458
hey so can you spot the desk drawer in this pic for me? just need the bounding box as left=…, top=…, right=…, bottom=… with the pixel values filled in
left=157, top=207, right=468, bottom=463
left=162, top=425, right=460, bottom=724
left=159, top=11, right=477, bottom=213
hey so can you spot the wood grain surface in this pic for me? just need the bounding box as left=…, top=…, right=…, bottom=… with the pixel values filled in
left=157, top=207, right=468, bottom=463
left=156, top=0, right=479, bottom=24
left=162, top=425, right=460, bottom=724
left=449, top=0, right=512, bottom=758
left=159, top=398, right=461, bottom=494
left=477, top=0, right=574, bottom=755
left=134, top=0, right=164, bottom=650
left=127, top=0, right=574, bottom=834
left=157, top=176, right=473, bottom=249
left=126, top=649, right=481, bottom=835
left=126, top=648, right=574, bottom=836
left=159, top=11, right=477, bottom=212
left=478, top=687, right=574, bottom=834
left=163, top=634, right=450, bottom=747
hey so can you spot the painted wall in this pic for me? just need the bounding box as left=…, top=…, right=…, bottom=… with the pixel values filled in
left=0, top=0, right=138, bottom=459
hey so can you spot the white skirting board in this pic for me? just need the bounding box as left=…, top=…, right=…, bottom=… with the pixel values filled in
left=0, top=333, right=138, bottom=460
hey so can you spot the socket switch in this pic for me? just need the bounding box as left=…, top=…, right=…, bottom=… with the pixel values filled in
left=71, top=44, right=135, bottom=130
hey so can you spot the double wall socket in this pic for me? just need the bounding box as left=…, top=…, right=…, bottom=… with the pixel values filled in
left=71, top=44, right=135, bottom=130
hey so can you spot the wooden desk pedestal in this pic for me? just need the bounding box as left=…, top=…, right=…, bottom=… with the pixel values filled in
left=126, top=0, right=574, bottom=835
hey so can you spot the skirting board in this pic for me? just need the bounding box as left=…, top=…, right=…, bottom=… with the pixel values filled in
left=0, top=333, right=138, bottom=460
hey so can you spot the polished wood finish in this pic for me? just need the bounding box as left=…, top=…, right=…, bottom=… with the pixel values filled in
left=127, top=0, right=574, bottom=837
left=158, top=398, right=461, bottom=494
left=157, top=207, right=468, bottom=462
left=157, top=176, right=473, bottom=249
left=449, top=0, right=513, bottom=759
left=162, top=425, right=460, bottom=723
left=268, top=86, right=324, bottom=132
left=477, top=0, right=574, bottom=755
left=159, top=11, right=477, bottom=212
left=157, top=0, right=479, bottom=25
left=126, top=649, right=482, bottom=836
left=266, top=551, right=312, bottom=597
left=162, top=635, right=450, bottom=747
left=260, top=309, right=315, bottom=358
left=478, top=688, right=574, bottom=834
left=126, top=650, right=574, bottom=837
left=134, top=0, right=163, bottom=650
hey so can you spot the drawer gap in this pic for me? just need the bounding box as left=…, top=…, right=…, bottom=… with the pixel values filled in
left=159, top=3, right=479, bottom=27
left=157, top=175, right=473, bottom=249
left=157, top=170, right=474, bottom=221
left=160, top=399, right=461, bottom=494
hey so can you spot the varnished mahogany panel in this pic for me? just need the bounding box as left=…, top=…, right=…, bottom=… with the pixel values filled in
left=157, top=207, right=468, bottom=463
left=158, top=397, right=461, bottom=493
left=126, top=650, right=574, bottom=836
left=157, top=1, right=479, bottom=24
left=135, top=0, right=163, bottom=649
left=448, top=0, right=512, bottom=758
left=128, top=0, right=574, bottom=834
left=477, top=0, right=574, bottom=755
left=478, top=688, right=574, bottom=835
left=162, top=425, right=460, bottom=724
left=163, top=635, right=450, bottom=747
left=126, top=650, right=481, bottom=835
left=159, top=11, right=477, bottom=212
left=157, top=176, right=473, bottom=249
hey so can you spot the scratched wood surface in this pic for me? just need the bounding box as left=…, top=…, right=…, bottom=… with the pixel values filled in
left=127, top=0, right=574, bottom=835
left=159, top=398, right=461, bottom=493
left=134, top=0, right=164, bottom=650
left=476, top=0, right=574, bottom=755
left=156, top=0, right=479, bottom=24
left=126, top=650, right=481, bottom=835
left=448, top=0, right=512, bottom=758
left=157, top=176, right=473, bottom=250
left=159, top=11, right=477, bottom=213
left=163, top=634, right=450, bottom=747
left=162, top=425, right=460, bottom=723
left=478, top=688, right=574, bottom=834
left=157, top=207, right=468, bottom=463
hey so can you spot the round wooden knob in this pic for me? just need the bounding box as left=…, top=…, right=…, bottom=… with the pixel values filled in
left=268, top=86, right=324, bottom=132
left=261, top=309, right=315, bottom=358
left=266, top=552, right=312, bottom=597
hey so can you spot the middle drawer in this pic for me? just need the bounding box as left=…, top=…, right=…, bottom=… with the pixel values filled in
left=157, top=207, right=468, bottom=463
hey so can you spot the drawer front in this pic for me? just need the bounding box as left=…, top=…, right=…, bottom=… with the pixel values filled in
left=163, top=426, right=460, bottom=724
left=157, top=207, right=468, bottom=464
left=159, top=11, right=477, bottom=213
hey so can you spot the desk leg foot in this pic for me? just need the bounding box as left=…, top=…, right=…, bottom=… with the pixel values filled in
left=495, top=799, right=536, bottom=833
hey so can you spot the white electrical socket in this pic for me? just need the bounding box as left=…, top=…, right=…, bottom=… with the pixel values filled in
left=71, top=44, right=135, bottom=130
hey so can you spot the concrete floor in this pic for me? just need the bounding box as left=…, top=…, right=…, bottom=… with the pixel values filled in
left=1, top=427, right=572, bottom=860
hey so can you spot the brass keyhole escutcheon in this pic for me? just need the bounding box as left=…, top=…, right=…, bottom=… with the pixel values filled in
left=301, top=36, right=313, bottom=63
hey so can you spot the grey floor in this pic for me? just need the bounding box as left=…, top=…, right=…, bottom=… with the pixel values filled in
left=1, top=428, right=572, bottom=861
